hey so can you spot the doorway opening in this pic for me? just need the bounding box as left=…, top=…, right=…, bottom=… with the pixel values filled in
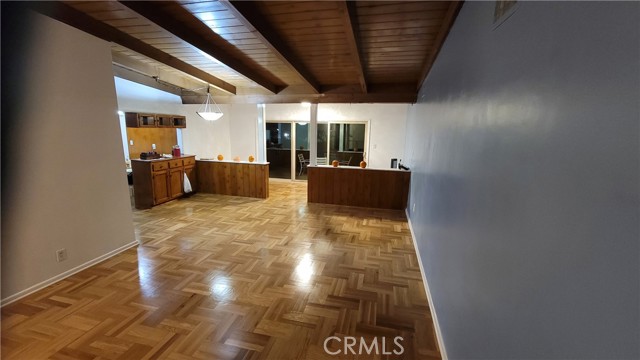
left=266, top=121, right=368, bottom=180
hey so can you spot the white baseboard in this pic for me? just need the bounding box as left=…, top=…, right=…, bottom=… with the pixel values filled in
left=1, top=241, right=138, bottom=307
left=405, top=210, right=448, bottom=360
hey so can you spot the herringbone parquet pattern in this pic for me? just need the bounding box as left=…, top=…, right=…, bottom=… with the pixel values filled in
left=2, top=181, right=440, bottom=360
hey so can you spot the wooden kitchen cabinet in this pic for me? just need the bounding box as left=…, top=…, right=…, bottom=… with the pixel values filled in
left=126, top=113, right=156, bottom=127
left=168, top=168, right=183, bottom=199
left=125, top=112, right=187, bottom=128
left=157, top=115, right=173, bottom=127
left=131, top=155, right=196, bottom=209
left=172, top=115, right=186, bottom=128
left=152, top=170, right=170, bottom=204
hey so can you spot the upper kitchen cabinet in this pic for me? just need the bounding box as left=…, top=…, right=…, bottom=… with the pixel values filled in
left=171, top=115, right=186, bottom=128
left=125, top=112, right=186, bottom=128
left=126, top=113, right=156, bottom=128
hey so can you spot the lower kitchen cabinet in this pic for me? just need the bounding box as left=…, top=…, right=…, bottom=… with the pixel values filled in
left=152, top=170, right=171, bottom=204
left=168, top=168, right=184, bottom=199
left=131, top=155, right=196, bottom=209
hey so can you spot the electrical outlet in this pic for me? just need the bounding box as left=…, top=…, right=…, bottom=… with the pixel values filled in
left=56, top=248, right=67, bottom=262
left=129, top=139, right=134, bottom=146
left=412, top=203, right=416, bottom=212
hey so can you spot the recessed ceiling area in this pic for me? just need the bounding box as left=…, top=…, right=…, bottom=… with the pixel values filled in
left=27, top=1, right=462, bottom=104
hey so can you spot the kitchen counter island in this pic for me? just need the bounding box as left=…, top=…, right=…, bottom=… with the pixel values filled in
left=196, top=160, right=269, bottom=199
left=307, top=165, right=410, bottom=210
left=131, top=155, right=196, bottom=209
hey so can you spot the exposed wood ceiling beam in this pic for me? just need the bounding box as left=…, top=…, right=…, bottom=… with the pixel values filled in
left=182, top=84, right=417, bottom=104
left=338, top=1, right=367, bottom=94
left=119, top=1, right=280, bottom=94
left=183, top=93, right=416, bottom=104
left=225, top=0, right=321, bottom=94
left=24, top=1, right=236, bottom=95
left=113, top=65, right=184, bottom=97
left=111, top=51, right=207, bottom=92
left=417, top=0, right=464, bottom=91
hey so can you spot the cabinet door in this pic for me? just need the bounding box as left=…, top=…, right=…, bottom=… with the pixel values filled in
left=138, top=114, right=157, bottom=127
left=152, top=170, right=170, bottom=204
left=169, top=168, right=183, bottom=199
left=157, top=116, right=172, bottom=127
left=184, top=165, right=196, bottom=192
left=172, top=116, right=186, bottom=128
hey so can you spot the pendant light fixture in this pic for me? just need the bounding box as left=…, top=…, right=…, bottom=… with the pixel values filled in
left=197, top=85, right=224, bottom=121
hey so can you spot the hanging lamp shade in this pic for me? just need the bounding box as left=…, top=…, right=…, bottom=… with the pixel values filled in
left=197, top=86, right=223, bottom=121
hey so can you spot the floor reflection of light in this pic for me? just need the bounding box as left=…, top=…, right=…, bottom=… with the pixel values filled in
left=210, top=275, right=233, bottom=302
left=138, top=256, right=157, bottom=298
left=295, top=253, right=314, bottom=285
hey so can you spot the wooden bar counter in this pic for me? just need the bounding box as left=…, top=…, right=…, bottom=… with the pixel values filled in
left=196, top=160, right=269, bottom=199
left=307, top=165, right=410, bottom=210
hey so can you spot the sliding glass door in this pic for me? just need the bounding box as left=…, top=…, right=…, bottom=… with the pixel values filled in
left=294, top=123, right=309, bottom=180
left=266, top=122, right=291, bottom=179
left=266, top=120, right=367, bottom=180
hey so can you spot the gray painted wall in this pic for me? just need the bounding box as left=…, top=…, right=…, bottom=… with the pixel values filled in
left=404, top=2, right=639, bottom=359
left=1, top=9, right=136, bottom=301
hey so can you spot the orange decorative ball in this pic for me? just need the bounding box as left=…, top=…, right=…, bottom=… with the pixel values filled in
left=233, top=156, right=240, bottom=162
left=359, top=160, right=367, bottom=168
left=248, top=155, right=255, bottom=162
left=217, top=154, right=224, bottom=161
left=332, top=160, right=339, bottom=167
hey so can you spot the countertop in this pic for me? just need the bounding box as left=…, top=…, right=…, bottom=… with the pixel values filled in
left=131, top=154, right=196, bottom=162
left=197, top=159, right=269, bottom=165
left=308, top=165, right=409, bottom=172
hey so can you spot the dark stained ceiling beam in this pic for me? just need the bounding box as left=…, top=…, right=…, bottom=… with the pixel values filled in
left=183, top=92, right=417, bottom=105
left=225, top=0, right=321, bottom=94
left=182, top=83, right=417, bottom=104
left=24, top=1, right=236, bottom=95
left=111, top=51, right=207, bottom=92
left=417, top=0, right=464, bottom=91
left=338, top=1, right=368, bottom=94
left=113, top=65, right=184, bottom=97
left=119, top=1, right=280, bottom=94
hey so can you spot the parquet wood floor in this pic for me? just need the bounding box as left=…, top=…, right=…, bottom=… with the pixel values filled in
left=2, top=181, right=440, bottom=360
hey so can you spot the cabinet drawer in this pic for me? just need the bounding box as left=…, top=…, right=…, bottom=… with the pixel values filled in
left=183, top=157, right=195, bottom=166
left=151, top=161, right=168, bottom=171
left=168, top=159, right=183, bottom=168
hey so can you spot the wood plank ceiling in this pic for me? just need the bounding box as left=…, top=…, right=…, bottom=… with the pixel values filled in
left=27, top=0, right=462, bottom=104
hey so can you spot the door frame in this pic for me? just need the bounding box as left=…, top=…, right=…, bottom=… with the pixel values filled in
left=265, top=120, right=370, bottom=181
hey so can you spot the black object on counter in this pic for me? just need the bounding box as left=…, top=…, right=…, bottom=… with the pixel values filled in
left=140, top=151, right=161, bottom=160
left=398, top=159, right=410, bottom=171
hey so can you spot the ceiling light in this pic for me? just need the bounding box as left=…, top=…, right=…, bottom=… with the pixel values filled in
left=197, top=85, right=223, bottom=121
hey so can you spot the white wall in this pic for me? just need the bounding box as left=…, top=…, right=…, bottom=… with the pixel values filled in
left=266, top=103, right=408, bottom=169
left=1, top=10, right=136, bottom=302
left=114, top=85, right=407, bottom=168
left=229, top=104, right=259, bottom=161
left=405, top=2, right=639, bottom=358
left=114, top=81, right=260, bottom=162
left=115, top=77, right=184, bottom=158
left=115, top=77, right=183, bottom=113
left=183, top=103, right=259, bottom=161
